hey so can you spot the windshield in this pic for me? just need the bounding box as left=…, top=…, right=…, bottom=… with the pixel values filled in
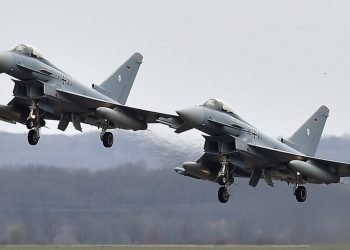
left=11, top=44, right=45, bottom=59
left=200, top=98, right=234, bottom=114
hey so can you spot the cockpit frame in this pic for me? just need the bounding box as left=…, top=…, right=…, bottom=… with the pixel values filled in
left=11, top=44, right=45, bottom=59
left=200, top=98, right=234, bottom=114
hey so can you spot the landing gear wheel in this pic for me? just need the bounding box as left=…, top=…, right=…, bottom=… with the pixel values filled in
left=26, top=118, right=36, bottom=129
left=28, top=129, right=40, bottom=145
left=295, top=186, right=307, bottom=202
left=218, top=187, right=230, bottom=203
left=102, top=132, right=114, bottom=148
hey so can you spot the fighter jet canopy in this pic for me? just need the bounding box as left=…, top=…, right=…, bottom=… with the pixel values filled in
left=201, top=98, right=234, bottom=114
left=11, top=44, right=45, bottom=59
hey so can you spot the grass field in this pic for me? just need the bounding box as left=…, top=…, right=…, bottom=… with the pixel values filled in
left=0, top=246, right=347, bottom=250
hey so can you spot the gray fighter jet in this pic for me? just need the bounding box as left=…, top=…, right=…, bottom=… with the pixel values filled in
left=0, top=44, right=173, bottom=147
left=158, top=99, right=350, bottom=203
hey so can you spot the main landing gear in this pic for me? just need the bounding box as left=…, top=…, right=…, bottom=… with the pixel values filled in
left=294, top=185, right=307, bottom=202
left=217, top=158, right=232, bottom=203
left=26, top=103, right=45, bottom=146
left=292, top=172, right=307, bottom=202
left=100, top=120, right=114, bottom=148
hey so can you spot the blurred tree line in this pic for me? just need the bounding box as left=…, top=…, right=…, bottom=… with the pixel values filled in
left=0, top=134, right=348, bottom=244
left=0, top=163, right=348, bottom=244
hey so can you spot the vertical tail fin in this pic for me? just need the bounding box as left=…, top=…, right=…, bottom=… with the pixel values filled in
left=288, top=106, right=329, bottom=156
left=99, top=52, right=143, bottom=105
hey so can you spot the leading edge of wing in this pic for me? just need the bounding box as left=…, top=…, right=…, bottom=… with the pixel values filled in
left=54, top=89, right=180, bottom=124
left=56, top=89, right=117, bottom=109
left=246, top=143, right=307, bottom=163
left=248, top=143, right=350, bottom=176
left=114, top=104, right=179, bottom=124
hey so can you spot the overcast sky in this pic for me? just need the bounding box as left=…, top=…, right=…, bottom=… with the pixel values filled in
left=0, top=0, right=349, bottom=140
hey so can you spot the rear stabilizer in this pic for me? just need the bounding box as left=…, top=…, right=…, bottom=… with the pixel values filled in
left=98, top=53, right=143, bottom=105
left=287, top=105, right=329, bottom=156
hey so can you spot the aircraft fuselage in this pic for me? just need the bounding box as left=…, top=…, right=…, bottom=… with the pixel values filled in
left=0, top=50, right=117, bottom=115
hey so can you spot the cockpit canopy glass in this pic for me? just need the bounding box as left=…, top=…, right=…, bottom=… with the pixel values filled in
left=11, top=44, right=45, bottom=59
left=201, top=98, right=234, bottom=114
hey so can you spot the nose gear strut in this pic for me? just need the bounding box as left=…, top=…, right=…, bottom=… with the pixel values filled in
left=217, top=157, right=233, bottom=203
left=26, top=102, right=42, bottom=145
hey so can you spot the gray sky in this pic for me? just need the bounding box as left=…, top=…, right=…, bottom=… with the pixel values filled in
left=0, top=0, right=350, bottom=139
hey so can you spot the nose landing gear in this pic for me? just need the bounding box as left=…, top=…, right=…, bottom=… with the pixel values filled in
left=218, top=186, right=230, bottom=203
left=26, top=102, right=44, bottom=146
left=217, top=158, right=232, bottom=203
left=28, top=129, right=40, bottom=145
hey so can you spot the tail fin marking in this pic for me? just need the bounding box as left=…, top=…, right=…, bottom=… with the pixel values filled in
left=99, top=52, right=143, bottom=105
left=288, top=106, right=329, bottom=156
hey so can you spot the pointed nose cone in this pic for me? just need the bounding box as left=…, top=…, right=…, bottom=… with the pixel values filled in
left=0, top=52, right=13, bottom=73
left=176, top=107, right=204, bottom=127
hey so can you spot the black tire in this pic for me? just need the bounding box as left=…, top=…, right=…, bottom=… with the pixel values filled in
left=28, top=130, right=40, bottom=145
left=26, top=118, right=35, bottom=129
left=218, top=187, right=230, bottom=203
left=295, top=186, right=307, bottom=202
left=102, top=132, right=114, bottom=148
